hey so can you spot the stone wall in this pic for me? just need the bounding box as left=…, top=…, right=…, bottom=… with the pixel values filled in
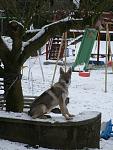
left=0, top=111, right=101, bottom=149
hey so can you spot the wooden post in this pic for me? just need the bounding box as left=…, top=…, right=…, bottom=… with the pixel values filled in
left=105, top=23, right=109, bottom=93
left=97, top=32, right=100, bottom=65
left=108, top=27, right=111, bottom=61
left=64, top=32, right=67, bottom=72
left=46, top=38, right=53, bottom=60
left=51, top=33, right=65, bottom=86
left=105, top=22, right=113, bottom=72
left=46, top=42, right=49, bottom=60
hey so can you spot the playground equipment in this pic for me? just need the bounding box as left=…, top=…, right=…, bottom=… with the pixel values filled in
left=46, top=34, right=67, bottom=60
left=107, top=60, right=113, bottom=67
left=72, top=28, right=98, bottom=71
left=106, top=23, right=113, bottom=72
left=45, top=31, right=83, bottom=61
left=79, top=71, right=90, bottom=77
left=101, top=119, right=113, bottom=140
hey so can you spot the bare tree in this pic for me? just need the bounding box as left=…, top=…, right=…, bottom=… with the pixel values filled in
left=0, top=0, right=83, bottom=112
left=0, top=0, right=113, bottom=112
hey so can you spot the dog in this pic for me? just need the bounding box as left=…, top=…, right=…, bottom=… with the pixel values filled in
left=28, top=67, right=74, bottom=120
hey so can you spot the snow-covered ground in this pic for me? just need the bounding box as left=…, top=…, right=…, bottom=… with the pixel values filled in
left=0, top=41, right=113, bottom=149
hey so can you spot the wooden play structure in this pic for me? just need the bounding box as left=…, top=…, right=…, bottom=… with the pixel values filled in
left=46, top=33, right=67, bottom=60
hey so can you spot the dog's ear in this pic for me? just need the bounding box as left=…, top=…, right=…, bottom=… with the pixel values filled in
left=60, top=67, right=64, bottom=75
left=67, top=67, right=72, bottom=75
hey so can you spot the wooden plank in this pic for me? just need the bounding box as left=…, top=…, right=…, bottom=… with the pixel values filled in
left=0, top=95, right=37, bottom=109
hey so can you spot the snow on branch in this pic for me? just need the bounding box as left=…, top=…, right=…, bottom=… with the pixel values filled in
left=23, top=28, right=45, bottom=48
left=26, top=29, right=41, bottom=34
left=19, top=17, right=83, bottom=66
left=9, top=20, right=24, bottom=29
left=1, top=36, right=12, bottom=51
left=0, top=36, right=11, bottom=54
left=23, top=17, right=82, bottom=48
left=73, top=0, right=80, bottom=8
left=0, top=36, right=12, bottom=62
left=23, top=17, right=82, bottom=42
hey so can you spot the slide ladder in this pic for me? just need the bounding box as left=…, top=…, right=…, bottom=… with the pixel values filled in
left=46, top=37, right=66, bottom=60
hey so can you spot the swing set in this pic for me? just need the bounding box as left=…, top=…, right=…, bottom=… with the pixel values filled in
left=72, top=25, right=113, bottom=79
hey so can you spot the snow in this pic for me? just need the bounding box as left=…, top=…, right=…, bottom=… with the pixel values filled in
left=22, top=28, right=45, bottom=48
left=26, top=29, right=40, bottom=33
left=0, top=41, right=113, bottom=149
left=0, top=110, right=100, bottom=124
left=22, top=17, right=83, bottom=50
left=23, top=17, right=79, bottom=49
left=70, top=29, right=113, bottom=34
left=73, top=0, right=80, bottom=8
left=9, top=20, right=24, bottom=28
left=1, top=36, right=12, bottom=50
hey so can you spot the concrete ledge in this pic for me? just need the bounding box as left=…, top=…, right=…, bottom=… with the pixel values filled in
left=0, top=111, right=101, bottom=149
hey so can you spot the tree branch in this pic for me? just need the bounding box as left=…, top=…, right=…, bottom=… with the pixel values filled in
left=23, top=29, right=40, bottom=42
left=18, top=18, right=84, bottom=66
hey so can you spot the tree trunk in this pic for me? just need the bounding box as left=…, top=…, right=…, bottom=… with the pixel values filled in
left=4, top=69, right=24, bottom=112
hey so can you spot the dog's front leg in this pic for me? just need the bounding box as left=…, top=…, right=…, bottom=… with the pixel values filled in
left=63, top=101, right=75, bottom=119
left=65, top=106, right=75, bottom=118
left=59, top=98, right=71, bottom=120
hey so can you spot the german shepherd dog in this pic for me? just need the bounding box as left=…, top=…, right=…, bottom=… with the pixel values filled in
left=28, top=67, right=74, bottom=120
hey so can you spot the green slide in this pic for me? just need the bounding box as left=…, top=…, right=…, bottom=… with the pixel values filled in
left=72, top=28, right=98, bottom=71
